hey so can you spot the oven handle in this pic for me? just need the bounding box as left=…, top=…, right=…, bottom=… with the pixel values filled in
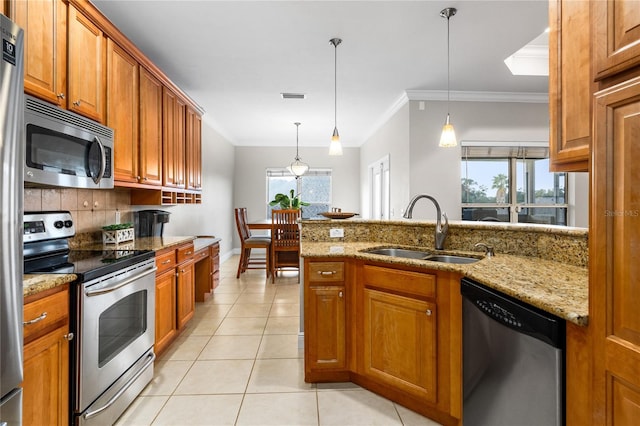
left=84, top=267, right=157, bottom=297
left=83, top=351, right=156, bottom=420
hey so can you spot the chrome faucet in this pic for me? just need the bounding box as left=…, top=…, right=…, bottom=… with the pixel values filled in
left=403, top=194, right=449, bottom=250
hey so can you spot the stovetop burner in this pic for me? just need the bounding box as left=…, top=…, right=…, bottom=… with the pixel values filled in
left=24, top=211, right=154, bottom=282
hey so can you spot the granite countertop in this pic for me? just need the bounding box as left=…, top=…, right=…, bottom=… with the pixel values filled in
left=23, top=274, right=77, bottom=298
left=301, top=241, right=588, bottom=326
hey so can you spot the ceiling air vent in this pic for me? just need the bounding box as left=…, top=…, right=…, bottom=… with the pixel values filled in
left=280, top=93, right=306, bottom=100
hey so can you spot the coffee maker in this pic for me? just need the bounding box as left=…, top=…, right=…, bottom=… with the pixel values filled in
left=135, top=210, right=170, bottom=237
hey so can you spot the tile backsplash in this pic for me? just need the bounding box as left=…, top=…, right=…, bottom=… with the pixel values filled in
left=24, top=188, right=133, bottom=233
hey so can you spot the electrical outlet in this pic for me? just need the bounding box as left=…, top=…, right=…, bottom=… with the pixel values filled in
left=329, top=228, right=344, bottom=238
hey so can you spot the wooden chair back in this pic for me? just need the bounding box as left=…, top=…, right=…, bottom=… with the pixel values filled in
left=234, top=207, right=250, bottom=241
left=271, top=209, right=301, bottom=249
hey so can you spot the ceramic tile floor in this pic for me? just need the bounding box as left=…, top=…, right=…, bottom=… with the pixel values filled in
left=116, top=255, right=442, bottom=426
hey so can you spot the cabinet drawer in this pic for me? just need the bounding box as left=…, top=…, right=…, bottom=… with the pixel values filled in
left=194, top=247, right=209, bottom=262
left=309, top=262, right=344, bottom=283
left=363, top=265, right=436, bottom=298
left=24, top=287, right=69, bottom=343
left=177, top=243, right=195, bottom=264
left=155, top=249, right=176, bottom=274
left=210, top=243, right=220, bottom=256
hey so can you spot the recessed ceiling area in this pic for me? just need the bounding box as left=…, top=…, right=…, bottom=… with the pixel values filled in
left=92, top=1, right=549, bottom=148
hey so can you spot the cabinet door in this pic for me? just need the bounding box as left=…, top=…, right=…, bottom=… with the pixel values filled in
left=594, top=0, right=640, bottom=80
left=177, top=260, right=195, bottom=329
left=162, top=87, right=187, bottom=188
left=155, top=269, right=177, bottom=356
left=139, top=68, right=163, bottom=186
left=548, top=0, right=591, bottom=172
left=107, top=39, right=139, bottom=184
left=13, top=0, right=67, bottom=107
left=186, top=107, right=202, bottom=190
left=23, top=324, right=69, bottom=426
left=306, top=286, right=346, bottom=371
left=592, top=77, right=640, bottom=424
left=67, top=5, right=105, bottom=122
left=363, top=288, right=437, bottom=403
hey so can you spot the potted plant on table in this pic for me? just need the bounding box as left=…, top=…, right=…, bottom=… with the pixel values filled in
left=269, top=189, right=310, bottom=210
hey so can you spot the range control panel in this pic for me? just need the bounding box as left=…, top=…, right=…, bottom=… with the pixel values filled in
left=24, top=211, right=75, bottom=243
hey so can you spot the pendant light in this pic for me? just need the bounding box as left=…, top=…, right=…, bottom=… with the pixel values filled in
left=329, top=37, right=343, bottom=156
left=439, top=7, right=457, bottom=148
left=288, top=122, right=309, bottom=177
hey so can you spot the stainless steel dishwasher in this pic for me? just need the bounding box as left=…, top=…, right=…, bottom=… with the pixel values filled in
left=461, top=278, right=565, bottom=426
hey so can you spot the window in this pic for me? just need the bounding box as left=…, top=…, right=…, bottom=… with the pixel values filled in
left=266, top=168, right=332, bottom=219
left=461, top=144, right=568, bottom=225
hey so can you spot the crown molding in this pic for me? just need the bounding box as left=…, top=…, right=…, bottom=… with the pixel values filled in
left=405, top=89, right=548, bottom=103
left=359, top=92, right=410, bottom=144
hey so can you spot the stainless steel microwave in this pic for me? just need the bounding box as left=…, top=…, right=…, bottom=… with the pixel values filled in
left=24, top=95, right=114, bottom=189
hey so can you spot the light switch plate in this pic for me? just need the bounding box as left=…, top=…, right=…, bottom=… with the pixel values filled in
left=329, top=228, right=344, bottom=238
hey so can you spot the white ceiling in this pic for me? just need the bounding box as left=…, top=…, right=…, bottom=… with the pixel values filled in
left=92, top=0, right=549, bottom=148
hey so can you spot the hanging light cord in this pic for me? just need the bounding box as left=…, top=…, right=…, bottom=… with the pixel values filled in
left=295, top=123, right=301, bottom=159
left=334, top=41, right=338, bottom=129
left=446, top=12, right=451, bottom=115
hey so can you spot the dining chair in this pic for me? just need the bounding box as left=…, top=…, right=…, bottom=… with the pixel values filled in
left=234, top=208, right=271, bottom=278
left=271, top=209, right=301, bottom=282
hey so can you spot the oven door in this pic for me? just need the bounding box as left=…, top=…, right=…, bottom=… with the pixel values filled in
left=77, top=260, right=156, bottom=414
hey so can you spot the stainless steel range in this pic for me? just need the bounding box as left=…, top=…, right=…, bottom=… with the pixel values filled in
left=24, top=211, right=157, bottom=425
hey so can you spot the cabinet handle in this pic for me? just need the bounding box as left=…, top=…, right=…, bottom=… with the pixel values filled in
left=162, top=259, right=172, bottom=265
left=318, top=271, right=337, bottom=276
left=64, top=332, right=75, bottom=341
left=24, top=312, right=47, bottom=325
left=57, top=93, right=65, bottom=99
left=185, top=251, right=193, bottom=255
left=426, top=309, right=432, bottom=316
left=339, top=291, right=343, bottom=298
left=73, top=100, right=81, bottom=106
left=143, top=177, right=148, bottom=181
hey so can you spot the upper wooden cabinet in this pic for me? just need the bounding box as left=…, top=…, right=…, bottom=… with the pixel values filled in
left=593, top=0, right=640, bottom=81
left=107, top=39, right=139, bottom=184
left=12, top=0, right=67, bottom=107
left=163, top=87, right=187, bottom=188
left=548, top=0, right=591, bottom=172
left=186, top=107, right=202, bottom=191
left=67, top=4, right=105, bottom=123
left=138, top=67, right=163, bottom=186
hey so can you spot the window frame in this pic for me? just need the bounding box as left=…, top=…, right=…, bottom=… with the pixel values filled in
left=265, top=168, right=332, bottom=219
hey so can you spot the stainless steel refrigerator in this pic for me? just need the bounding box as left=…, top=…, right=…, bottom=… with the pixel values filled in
left=0, top=13, right=24, bottom=426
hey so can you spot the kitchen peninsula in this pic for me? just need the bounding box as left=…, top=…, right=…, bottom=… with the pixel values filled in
left=300, top=218, right=588, bottom=425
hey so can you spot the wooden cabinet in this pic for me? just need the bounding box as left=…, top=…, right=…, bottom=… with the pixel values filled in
left=548, top=0, right=592, bottom=172
left=12, top=0, right=67, bottom=107
left=23, top=285, right=71, bottom=426
left=186, top=107, right=202, bottom=190
left=211, top=242, right=220, bottom=291
left=154, top=244, right=195, bottom=356
left=154, top=267, right=177, bottom=356
left=176, top=243, right=195, bottom=329
left=163, top=87, right=187, bottom=188
left=67, top=4, right=105, bottom=122
left=138, top=67, right=163, bottom=186
left=107, top=39, right=139, bottom=184
left=593, top=0, right=640, bottom=81
left=590, top=75, right=640, bottom=425
left=361, top=266, right=437, bottom=403
left=304, top=260, right=348, bottom=381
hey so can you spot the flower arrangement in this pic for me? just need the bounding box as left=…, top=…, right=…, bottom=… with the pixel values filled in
left=269, top=189, right=310, bottom=210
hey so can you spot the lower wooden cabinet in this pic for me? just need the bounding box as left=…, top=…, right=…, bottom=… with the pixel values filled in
left=363, top=288, right=437, bottom=403
left=176, top=258, right=195, bottom=329
left=154, top=268, right=177, bottom=356
left=23, top=285, right=71, bottom=426
left=306, top=286, right=346, bottom=371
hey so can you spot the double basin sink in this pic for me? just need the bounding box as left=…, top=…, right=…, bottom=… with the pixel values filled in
left=363, top=247, right=481, bottom=264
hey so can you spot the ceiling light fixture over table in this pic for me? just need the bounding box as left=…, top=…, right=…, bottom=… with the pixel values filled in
left=439, top=7, right=457, bottom=148
left=288, top=122, right=309, bottom=177
left=329, top=37, right=343, bottom=156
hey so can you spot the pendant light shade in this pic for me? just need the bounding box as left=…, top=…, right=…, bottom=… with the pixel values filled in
left=288, top=122, right=309, bottom=177
left=329, top=38, right=343, bottom=156
left=439, top=7, right=457, bottom=148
